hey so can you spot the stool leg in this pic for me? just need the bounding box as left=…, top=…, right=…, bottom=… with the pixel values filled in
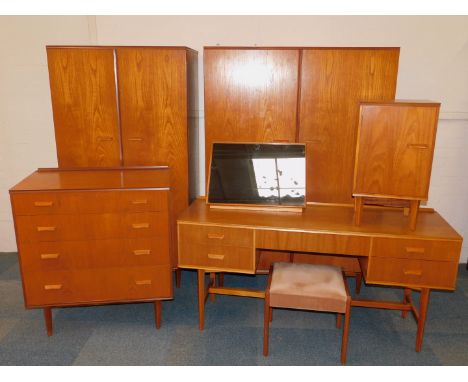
left=269, top=307, right=273, bottom=322
left=263, top=295, right=270, bottom=356
left=341, top=301, right=351, bottom=365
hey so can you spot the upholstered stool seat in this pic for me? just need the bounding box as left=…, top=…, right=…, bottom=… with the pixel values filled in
left=264, top=262, right=352, bottom=364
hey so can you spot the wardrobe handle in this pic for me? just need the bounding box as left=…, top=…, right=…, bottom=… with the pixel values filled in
left=37, top=226, right=56, bottom=232
left=405, top=247, right=425, bottom=254
left=132, top=199, right=148, bottom=205
left=135, top=279, right=152, bottom=285
left=305, top=139, right=322, bottom=144
left=34, top=201, right=54, bottom=207
left=44, top=284, right=62, bottom=290
left=40, top=253, right=60, bottom=260
left=132, top=223, right=150, bottom=229
left=403, top=269, right=422, bottom=276
left=208, top=253, right=225, bottom=260
left=207, top=233, right=224, bottom=240
left=133, top=249, right=151, bottom=256
left=97, top=136, right=114, bottom=142
left=407, top=144, right=429, bottom=150
left=128, top=137, right=144, bottom=141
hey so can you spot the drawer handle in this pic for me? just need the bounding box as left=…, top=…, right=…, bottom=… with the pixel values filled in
left=306, top=139, right=322, bottom=144
left=44, top=284, right=62, bottom=290
left=407, top=143, right=429, bottom=150
left=405, top=247, right=425, bottom=254
left=37, top=226, right=56, bottom=232
left=135, top=279, right=152, bottom=285
left=132, top=223, right=149, bottom=229
left=207, top=233, right=225, bottom=240
left=34, top=201, right=54, bottom=207
left=208, top=253, right=225, bottom=260
left=403, top=269, right=422, bottom=276
left=133, top=249, right=151, bottom=256
left=128, top=137, right=144, bottom=141
left=40, top=253, right=60, bottom=260
left=97, top=136, right=114, bottom=142
left=132, top=199, right=148, bottom=205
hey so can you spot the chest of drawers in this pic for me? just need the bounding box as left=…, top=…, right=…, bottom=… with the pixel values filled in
left=10, top=168, right=173, bottom=334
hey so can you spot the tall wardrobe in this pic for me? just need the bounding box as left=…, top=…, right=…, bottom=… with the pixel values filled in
left=204, top=47, right=400, bottom=271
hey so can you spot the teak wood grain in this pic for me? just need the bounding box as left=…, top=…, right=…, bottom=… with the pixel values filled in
left=353, top=101, right=440, bottom=201
left=299, top=48, right=400, bottom=204
left=47, top=47, right=121, bottom=167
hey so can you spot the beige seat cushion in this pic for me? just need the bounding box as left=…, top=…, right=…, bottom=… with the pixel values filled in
left=269, top=262, right=348, bottom=313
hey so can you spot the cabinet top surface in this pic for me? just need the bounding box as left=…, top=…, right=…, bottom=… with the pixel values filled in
left=178, top=199, right=462, bottom=241
left=10, top=168, right=170, bottom=192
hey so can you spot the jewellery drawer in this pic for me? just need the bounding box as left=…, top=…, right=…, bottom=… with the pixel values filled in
left=371, top=237, right=461, bottom=262
left=178, top=223, right=254, bottom=247
left=178, top=242, right=256, bottom=273
left=365, top=257, right=458, bottom=290
left=11, top=193, right=60, bottom=215
left=22, top=265, right=173, bottom=307
left=19, top=237, right=170, bottom=271
left=256, top=230, right=370, bottom=256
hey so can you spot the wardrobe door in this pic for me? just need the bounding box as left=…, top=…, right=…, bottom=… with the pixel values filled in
left=204, top=48, right=300, bottom=182
left=47, top=47, right=121, bottom=167
left=299, top=48, right=400, bottom=204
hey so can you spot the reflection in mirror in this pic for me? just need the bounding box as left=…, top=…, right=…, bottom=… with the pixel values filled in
left=208, top=143, right=306, bottom=206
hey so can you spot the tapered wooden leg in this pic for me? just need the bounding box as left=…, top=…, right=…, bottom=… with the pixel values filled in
left=341, top=302, right=351, bottom=364
left=44, top=307, right=53, bottom=336
left=336, top=313, right=342, bottom=329
left=175, top=268, right=182, bottom=288
left=197, top=269, right=206, bottom=331
left=154, top=301, right=161, bottom=329
left=402, top=288, right=411, bottom=318
left=263, top=295, right=270, bottom=356
left=354, top=197, right=363, bottom=226
left=355, top=273, right=362, bottom=295
left=218, top=273, right=224, bottom=287
left=209, top=273, right=216, bottom=301
left=409, top=200, right=420, bottom=231
left=416, top=288, right=430, bottom=352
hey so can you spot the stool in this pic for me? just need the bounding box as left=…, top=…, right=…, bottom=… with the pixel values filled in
left=263, top=262, right=352, bottom=364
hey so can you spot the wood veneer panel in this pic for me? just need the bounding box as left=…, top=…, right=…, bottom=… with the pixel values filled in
left=47, top=48, right=121, bottom=167
left=353, top=102, right=440, bottom=200
left=299, top=48, right=399, bottom=204
left=204, top=48, right=300, bottom=185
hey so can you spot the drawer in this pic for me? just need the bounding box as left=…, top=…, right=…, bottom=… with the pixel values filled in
left=14, top=212, right=169, bottom=242
left=178, top=242, right=256, bottom=273
left=11, top=193, right=60, bottom=215
left=256, top=230, right=370, bottom=256
left=178, top=224, right=254, bottom=247
left=371, top=237, right=461, bottom=262
left=19, top=237, right=170, bottom=271
left=366, top=257, right=458, bottom=290
left=22, top=265, right=172, bottom=307
left=12, top=190, right=168, bottom=215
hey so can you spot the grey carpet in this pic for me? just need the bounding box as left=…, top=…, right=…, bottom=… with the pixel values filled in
left=0, top=252, right=467, bottom=365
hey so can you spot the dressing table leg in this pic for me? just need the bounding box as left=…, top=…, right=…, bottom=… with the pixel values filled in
left=175, top=268, right=182, bottom=288
left=209, top=273, right=216, bottom=301
left=197, top=269, right=206, bottom=331
left=154, top=301, right=161, bottom=329
left=416, top=288, right=430, bottom=352
left=355, top=273, right=362, bottom=294
left=402, top=288, right=411, bottom=318
left=218, top=273, right=224, bottom=287
left=354, top=197, right=363, bottom=225
left=44, top=307, right=53, bottom=336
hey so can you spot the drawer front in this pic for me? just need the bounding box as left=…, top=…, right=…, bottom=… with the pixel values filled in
left=256, top=230, right=370, bottom=256
left=178, top=242, right=255, bottom=273
left=15, top=212, right=169, bottom=242
left=19, top=237, right=170, bottom=271
left=372, top=237, right=462, bottom=262
left=366, top=257, right=458, bottom=290
left=11, top=193, right=60, bottom=215
left=179, top=223, right=254, bottom=247
left=12, top=190, right=168, bottom=215
left=22, top=265, right=172, bottom=307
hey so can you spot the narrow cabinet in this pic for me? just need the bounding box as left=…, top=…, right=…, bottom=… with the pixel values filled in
left=47, top=47, right=121, bottom=167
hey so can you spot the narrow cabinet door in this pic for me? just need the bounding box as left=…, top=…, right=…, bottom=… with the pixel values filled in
left=204, top=48, right=300, bottom=181
left=47, top=47, right=121, bottom=167
left=298, top=48, right=399, bottom=204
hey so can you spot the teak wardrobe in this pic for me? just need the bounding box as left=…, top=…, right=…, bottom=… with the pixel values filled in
left=204, top=46, right=400, bottom=271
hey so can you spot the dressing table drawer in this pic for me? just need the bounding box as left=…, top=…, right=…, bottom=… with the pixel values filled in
left=179, top=223, right=254, bottom=247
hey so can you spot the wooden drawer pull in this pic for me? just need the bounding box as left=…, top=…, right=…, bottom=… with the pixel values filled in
left=405, top=247, right=425, bottom=254
left=207, top=233, right=225, bottom=240
left=44, top=284, right=62, bottom=290
left=407, top=144, right=429, bottom=149
left=403, top=269, right=422, bottom=276
left=132, top=223, right=150, bottom=229
left=208, top=253, right=225, bottom=260
left=37, top=226, right=56, bottom=232
left=135, top=279, right=152, bottom=285
left=128, top=137, right=144, bottom=141
left=131, top=199, right=148, bottom=205
left=97, top=136, right=114, bottom=142
left=34, top=201, right=54, bottom=207
left=40, top=253, right=60, bottom=260
left=133, top=249, right=151, bottom=256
